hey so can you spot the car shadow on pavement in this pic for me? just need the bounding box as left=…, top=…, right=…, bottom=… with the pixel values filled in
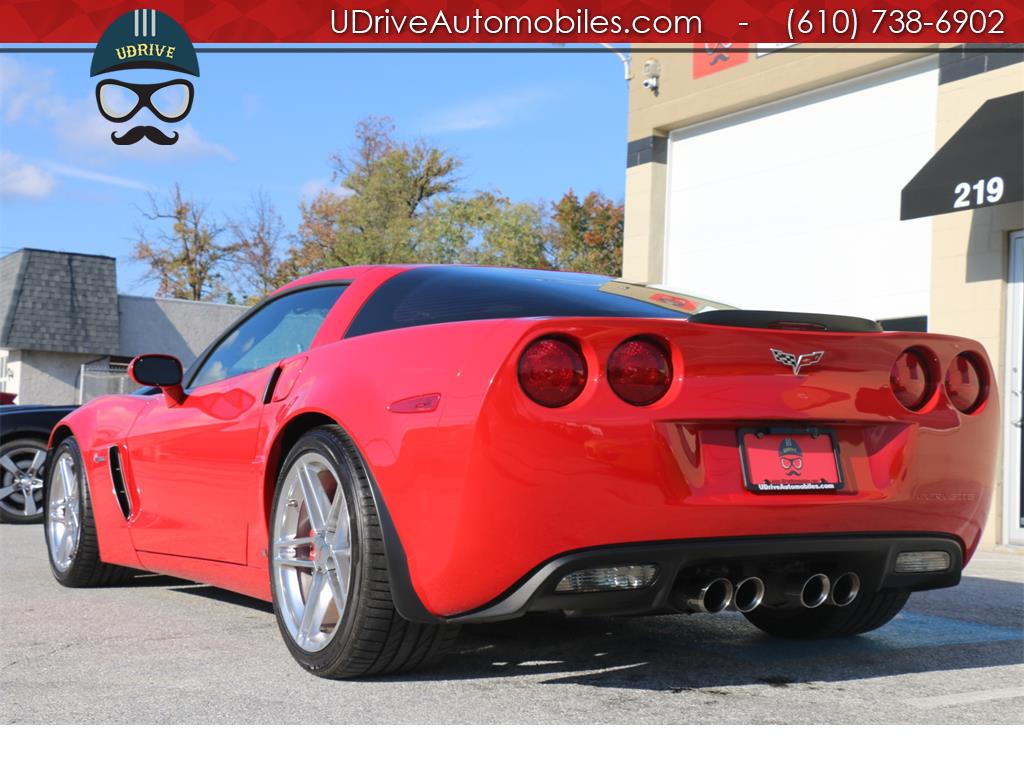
left=415, top=576, right=1024, bottom=691
left=167, top=583, right=275, bottom=613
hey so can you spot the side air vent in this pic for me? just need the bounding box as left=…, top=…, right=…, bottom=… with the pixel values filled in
left=687, top=310, right=883, bottom=333
left=108, top=446, right=132, bottom=520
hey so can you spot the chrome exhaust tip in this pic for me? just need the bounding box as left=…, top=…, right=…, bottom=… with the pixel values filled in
left=732, top=576, right=765, bottom=613
left=800, top=573, right=830, bottom=608
left=680, top=577, right=734, bottom=614
left=829, top=572, right=860, bottom=607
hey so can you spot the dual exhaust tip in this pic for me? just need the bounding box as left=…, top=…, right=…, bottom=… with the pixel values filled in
left=677, top=571, right=860, bottom=614
left=681, top=576, right=765, bottom=614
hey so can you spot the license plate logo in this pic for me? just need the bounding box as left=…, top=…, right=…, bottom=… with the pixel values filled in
left=740, top=430, right=843, bottom=493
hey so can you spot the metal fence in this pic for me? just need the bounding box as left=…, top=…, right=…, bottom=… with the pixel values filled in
left=78, top=364, right=132, bottom=404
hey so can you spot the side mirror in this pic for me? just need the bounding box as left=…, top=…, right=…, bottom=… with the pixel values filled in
left=129, top=354, right=185, bottom=405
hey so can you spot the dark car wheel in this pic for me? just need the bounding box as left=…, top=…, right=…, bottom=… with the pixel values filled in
left=0, top=437, right=48, bottom=523
left=743, top=588, right=910, bottom=639
left=269, top=425, right=458, bottom=678
left=43, top=437, right=132, bottom=587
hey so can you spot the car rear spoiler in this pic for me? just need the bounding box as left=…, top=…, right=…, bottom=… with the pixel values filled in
left=687, top=310, right=883, bottom=333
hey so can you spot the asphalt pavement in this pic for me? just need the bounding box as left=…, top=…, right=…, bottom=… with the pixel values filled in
left=1, top=524, right=1022, bottom=724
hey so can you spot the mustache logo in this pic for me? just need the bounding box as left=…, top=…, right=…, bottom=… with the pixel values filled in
left=110, top=125, right=179, bottom=145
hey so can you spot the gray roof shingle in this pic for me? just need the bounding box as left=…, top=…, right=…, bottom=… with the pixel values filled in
left=0, top=249, right=120, bottom=355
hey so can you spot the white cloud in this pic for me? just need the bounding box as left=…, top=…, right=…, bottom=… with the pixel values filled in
left=0, top=151, right=57, bottom=199
left=44, top=161, right=151, bottom=191
left=0, top=56, right=56, bottom=124
left=418, top=88, right=554, bottom=134
left=300, top=178, right=353, bottom=200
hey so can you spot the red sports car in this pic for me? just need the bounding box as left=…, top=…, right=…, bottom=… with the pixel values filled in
left=44, top=265, right=999, bottom=678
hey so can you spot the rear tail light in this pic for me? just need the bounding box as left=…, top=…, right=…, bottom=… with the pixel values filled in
left=945, top=353, right=987, bottom=413
left=607, top=337, right=673, bottom=406
left=889, top=348, right=933, bottom=411
left=518, top=336, right=587, bottom=408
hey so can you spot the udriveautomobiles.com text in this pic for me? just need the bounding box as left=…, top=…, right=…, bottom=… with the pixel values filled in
left=330, top=8, right=703, bottom=36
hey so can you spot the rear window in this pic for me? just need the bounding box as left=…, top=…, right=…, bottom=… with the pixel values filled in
left=345, top=266, right=729, bottom=337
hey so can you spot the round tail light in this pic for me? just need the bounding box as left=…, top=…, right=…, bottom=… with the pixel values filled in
left=945, top=353, right=986, bottom=413
left=518, top=336, right=587, bottom=408
left=607, top=337, right=672, bottom=406
left=890, top=348, right=932, bottom=411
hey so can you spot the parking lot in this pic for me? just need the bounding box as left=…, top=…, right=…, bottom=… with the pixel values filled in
left=1, top=523, right=1022, bottom=724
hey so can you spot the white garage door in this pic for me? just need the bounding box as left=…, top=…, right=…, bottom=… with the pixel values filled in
left=663, top=59, right=938, bottom=323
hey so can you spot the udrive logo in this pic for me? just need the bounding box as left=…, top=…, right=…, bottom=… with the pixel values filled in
left=90, top=9, right=200, bottom=146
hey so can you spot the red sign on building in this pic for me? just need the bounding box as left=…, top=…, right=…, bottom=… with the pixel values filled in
left=693, top=44, right=750, bottom=79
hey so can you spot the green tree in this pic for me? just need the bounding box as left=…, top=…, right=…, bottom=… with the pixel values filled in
left=316, top=116, right=463, bottom=265
left=132, top=183, right=230, bottom=301
left=414, top=192, right=550, bottom=268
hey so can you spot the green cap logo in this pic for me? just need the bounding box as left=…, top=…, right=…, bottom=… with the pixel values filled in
left=91, top=9, right=199, bottom=146
left=91, top=9, right=199, bottom=77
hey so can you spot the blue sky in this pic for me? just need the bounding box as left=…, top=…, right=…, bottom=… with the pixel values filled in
left=0, top=48, right=629, bottom=294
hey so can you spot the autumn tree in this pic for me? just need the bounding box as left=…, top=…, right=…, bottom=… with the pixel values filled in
left=132, top=184, right=230, bottom=301
left=227, top=191, right=288, bottom=303
left=549, top=189, right=624, bottom=275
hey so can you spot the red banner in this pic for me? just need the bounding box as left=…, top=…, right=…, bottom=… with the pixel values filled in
left=1, top=0, right=1022, bottom=43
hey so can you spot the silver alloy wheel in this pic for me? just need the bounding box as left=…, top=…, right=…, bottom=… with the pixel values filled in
left=47, top=451, right=81, bottom=571
left=0, top=444, right=47, bottom=518
left=271, top=452, right=353, bottom=653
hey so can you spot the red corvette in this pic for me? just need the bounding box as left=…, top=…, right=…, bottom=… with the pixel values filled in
left=44, top=265, right=999, bottom=677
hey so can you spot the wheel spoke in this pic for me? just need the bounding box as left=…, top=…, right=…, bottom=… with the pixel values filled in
left=58, top=457, right=75, bottom=499
left=29, top=450, right=46, bottom=474
left=56, top=528, right=74, bottom=563
left=297, top=571, right=330, bottom=642
left=0, top=484, right=15, bottom=501
left=23, top=491, right=37, bottom=517
left=330, top=491, right=350, bottom=549
left=274, top=535, right=314, bottom=549
left=297, top=462, right=329, bottom=535
left=0, top=454, right=18, bottom=474
left=274, top=557, right=314, bottom=569
left=327, top=553, right=350, bottom=612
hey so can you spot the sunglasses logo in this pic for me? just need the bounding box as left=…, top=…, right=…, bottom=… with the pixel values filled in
left=778, top=438, right=804, bottom=476
left=90, top=9, right=200, bottom=147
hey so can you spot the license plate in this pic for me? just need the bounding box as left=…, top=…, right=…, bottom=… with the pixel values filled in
left=739, top=429, right=843, bottom=493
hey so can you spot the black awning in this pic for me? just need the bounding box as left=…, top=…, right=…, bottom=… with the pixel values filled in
left=901, top=91, right=1023, bottom=220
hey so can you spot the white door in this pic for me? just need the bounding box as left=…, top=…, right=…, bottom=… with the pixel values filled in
left=1006, top=231, right=1023, bottom=546
left=663, top=58, right=938, bottom=321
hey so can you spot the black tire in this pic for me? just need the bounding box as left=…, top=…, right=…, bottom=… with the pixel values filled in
left=0, top=436, right=48, bottom=524
left=743, top=588, right=910, bottom=639
left=269, top=425, right=458, bottom=679
left=43, top=437, right=133, bottom=587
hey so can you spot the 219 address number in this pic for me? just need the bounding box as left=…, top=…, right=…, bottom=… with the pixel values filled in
left=953, top=177, right=1004, bottom=209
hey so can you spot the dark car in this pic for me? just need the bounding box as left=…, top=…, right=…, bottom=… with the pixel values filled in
left=0, top=404, right=76, bottom=523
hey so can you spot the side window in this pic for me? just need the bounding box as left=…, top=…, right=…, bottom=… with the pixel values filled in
left=190, top=284, right=345, bottom=389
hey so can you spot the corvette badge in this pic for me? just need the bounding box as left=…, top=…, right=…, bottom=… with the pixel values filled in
left=770, top=348, right=824, bottom=375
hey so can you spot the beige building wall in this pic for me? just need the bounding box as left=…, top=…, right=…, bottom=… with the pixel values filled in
left=928, top=62, right=1024, bottom=548
left=1, top=349, right=98, bottom=405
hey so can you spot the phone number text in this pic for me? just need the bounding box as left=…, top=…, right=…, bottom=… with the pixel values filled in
left=786, top=8, right=1006, bottom=40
